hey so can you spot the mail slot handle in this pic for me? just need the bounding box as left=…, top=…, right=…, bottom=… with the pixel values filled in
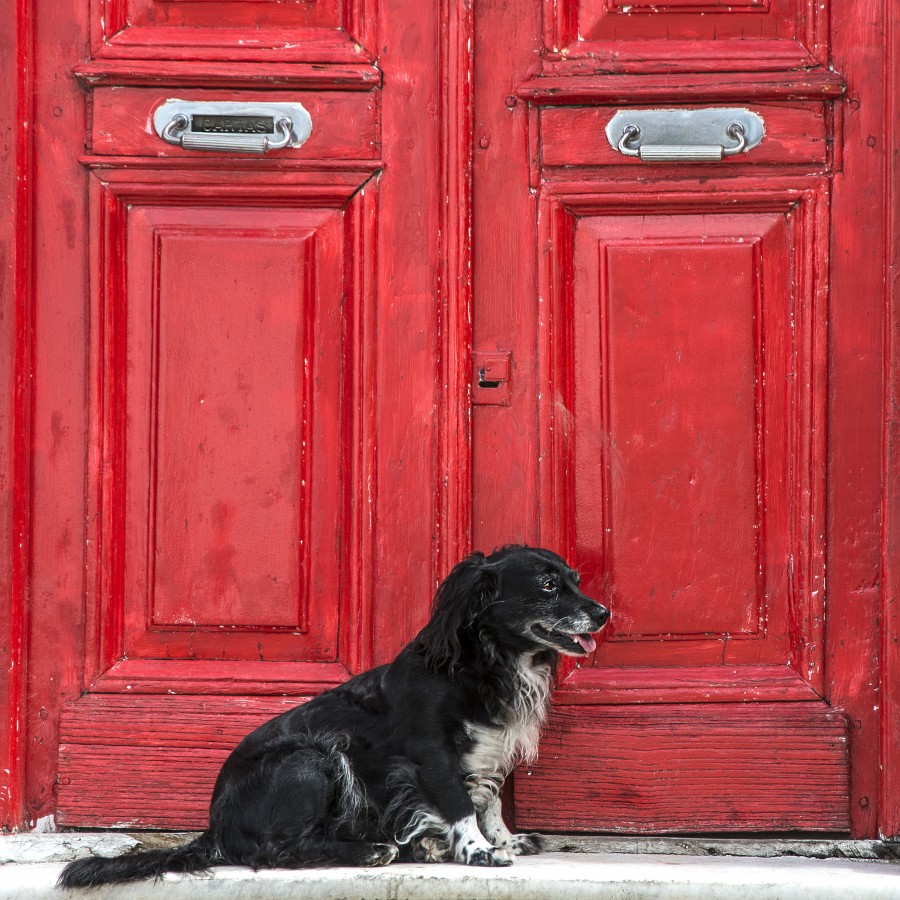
left=152, top=100, right=313, bottom=155
left=606, top=108, right=765, bottom=163
left=161, top=113, right=293, bottom=154
left=618, top=122, right=746, bottom=162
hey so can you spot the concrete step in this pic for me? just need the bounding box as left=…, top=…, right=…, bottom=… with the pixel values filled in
left=2, top=837, right=900, bottom=900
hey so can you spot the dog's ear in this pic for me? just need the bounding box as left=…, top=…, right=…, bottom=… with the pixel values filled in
left=412, top=552, right=500, bottom=674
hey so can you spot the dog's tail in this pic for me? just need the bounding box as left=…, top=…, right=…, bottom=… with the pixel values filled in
left=57, top=833, right=218, bottom=889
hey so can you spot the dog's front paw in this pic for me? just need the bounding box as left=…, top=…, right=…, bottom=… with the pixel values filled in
left=363, top=843, right=399, bottom=867
left=507, top=833, right=543, bottom=855
left=413, top=837, right=451, bottom=863
left=464, top=846, right=513, bottom=867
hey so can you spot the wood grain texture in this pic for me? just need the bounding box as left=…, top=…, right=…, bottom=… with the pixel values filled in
left=75, top=60, right=381, bottom=90
left=58, top=695, right=307, bottom=828
left=554, top=665, right=823, bottom=705
left=88, top=659, right=350, bottom=695
left=22, top=0, right=93, bottom=828
left=515, top=704, right=850, bottom=833
left=434, top=0, right=475, bottom=583
left=369, top=0, right=444, bottom=665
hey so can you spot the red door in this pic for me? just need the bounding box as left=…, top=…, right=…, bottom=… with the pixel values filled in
left=1, top=0, right=896, bottom=840
left=472, top=0, right=891, bottom=836
left=1, top=0, right=467, bottom=830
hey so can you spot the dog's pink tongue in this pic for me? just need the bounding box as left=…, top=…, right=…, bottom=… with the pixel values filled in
left=575, top=634, right=597, bottom=653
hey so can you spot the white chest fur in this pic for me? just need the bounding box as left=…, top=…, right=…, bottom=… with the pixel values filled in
left=460, top=655, right=552, bottom=810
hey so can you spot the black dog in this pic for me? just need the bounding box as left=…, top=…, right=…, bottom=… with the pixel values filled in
left=59, top=546, right=609, bottom=888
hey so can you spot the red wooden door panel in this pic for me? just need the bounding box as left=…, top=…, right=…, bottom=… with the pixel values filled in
left=90, top=0, right=376, bottom=62
left=109, top=191, right=350, bottom=666
left=473, top=0, right=863, bottom=834
left=60, top=173, right=378, bottom=823
left=558, top=192, right=826, bottom=687
left=541, top=0, right=826, bottom=71
left=45, top=0, right=451, bottom=828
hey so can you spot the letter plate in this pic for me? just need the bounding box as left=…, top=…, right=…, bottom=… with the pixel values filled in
left=153, top=100, right=313, bottom=154
left=606, top=108, right=765, bottom=162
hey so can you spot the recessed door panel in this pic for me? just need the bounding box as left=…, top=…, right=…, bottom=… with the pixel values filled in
left=83, top=167, right=378, bottom=692
left=541, top=0, right=826, bottom=70
left=538, top=186, right=827, bottom=690
left=125, top=206, right=335, bottom=649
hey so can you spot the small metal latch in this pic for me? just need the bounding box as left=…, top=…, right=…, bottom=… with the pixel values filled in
left=473, top=350, right=511, bottom=406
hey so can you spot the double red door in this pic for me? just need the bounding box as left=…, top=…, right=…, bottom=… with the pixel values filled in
left=1, top=0, right=896, bottom=838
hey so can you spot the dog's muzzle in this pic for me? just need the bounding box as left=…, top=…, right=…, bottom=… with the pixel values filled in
left=532, top=604, right=609, bottom=655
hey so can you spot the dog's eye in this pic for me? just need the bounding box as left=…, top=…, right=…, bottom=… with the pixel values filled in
left=540, top=577, right=557, bottom=592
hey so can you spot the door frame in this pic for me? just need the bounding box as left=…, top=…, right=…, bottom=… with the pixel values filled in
left=2, top=0, right=899, bottom=840
left=882, top=0, right=900, bottom=840
left=1, top=0, right=35, bottom=834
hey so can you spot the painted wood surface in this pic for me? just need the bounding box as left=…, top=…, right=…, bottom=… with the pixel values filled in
left=472, top=0, right=891, bottom=837
left=883, top=1, right=900, bottom=840
left=826, top=0, right=889, bottom=841
left=3, top=0, right=453, bottom=832
left=514, top=705, right=850, bottom=833
left=0, top=0, right=32, bottom=834
left=58, top=695, right=306, bottom=828
left=1, top=0, right=898, bottom=839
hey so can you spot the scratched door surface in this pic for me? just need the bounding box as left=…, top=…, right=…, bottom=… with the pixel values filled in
left=5, top=0, right=889, bottom=838
left=472, top=0, right=872, bottom=834
left=40, top=1, right=447, bottom=828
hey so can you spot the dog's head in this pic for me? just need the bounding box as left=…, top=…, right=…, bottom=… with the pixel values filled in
left=414, top=545, right=610, bottom=672
left=482, top=546, right=610, bottom=656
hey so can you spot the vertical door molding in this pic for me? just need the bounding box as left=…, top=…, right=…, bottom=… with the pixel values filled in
left=827, top=0, right=890, bottom=839
left=434, top=0, right=475, bottom=583
left=0, top=0, right=35, bottom=833
left=881, top=0, right=900, bottom=841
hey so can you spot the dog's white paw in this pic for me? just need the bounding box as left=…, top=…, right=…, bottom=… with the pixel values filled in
left=413, top=837, right=451, bottom=863
left=463, top=845, right=513, bottom=867
left=505, top=833, right=543, bottom=855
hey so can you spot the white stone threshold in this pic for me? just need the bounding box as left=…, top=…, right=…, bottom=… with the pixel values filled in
left=2, top=836, right=900, bottom=900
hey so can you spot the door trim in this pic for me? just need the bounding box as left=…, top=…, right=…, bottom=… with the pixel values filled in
left=434, top=0, right=476, bottom=584
left=0, top=0, right=34, bottom=833
left=880, top=0, right=900, bottom=840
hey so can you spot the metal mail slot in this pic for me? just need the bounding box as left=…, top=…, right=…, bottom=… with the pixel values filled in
left=606, top=108, right=765, bottom=162
left=152, top=100, right=313, bottom=154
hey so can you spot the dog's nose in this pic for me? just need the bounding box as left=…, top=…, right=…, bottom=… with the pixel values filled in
left=587, top=603, right=610, bottom=630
